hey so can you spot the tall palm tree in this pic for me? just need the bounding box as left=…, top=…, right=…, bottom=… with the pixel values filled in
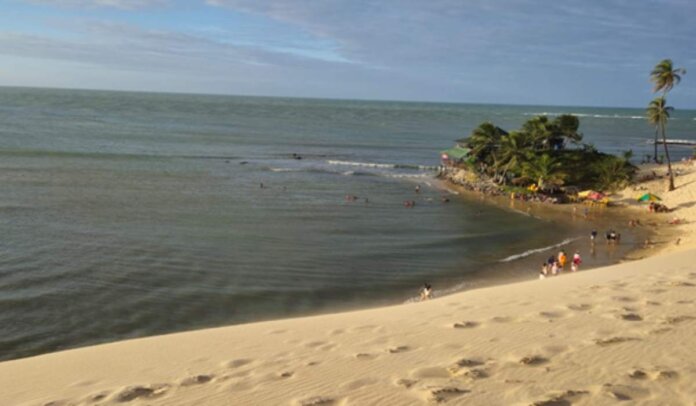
left=646, top=97, right=675, bottom=190
left=522, top=154, right=567, bottom=192
left=649, top=59, right=686, bottom=161
left=650, top=59, right=686, bottom=94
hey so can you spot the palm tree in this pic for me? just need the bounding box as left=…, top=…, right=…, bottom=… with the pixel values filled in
left=522, top=116, right=554, bottom=150
left=650, top=59, right=686, bottom=94
left=552, top=114, right=583, bottom=147
left=646, top=97, right=675, bottom=190
left=497, top=131, right=533, bottom=183
left=649, top=59, right=686, bottom=161
left=467, top=122, right=505, bottom=168
left=522, top=154, right=567, bottom=192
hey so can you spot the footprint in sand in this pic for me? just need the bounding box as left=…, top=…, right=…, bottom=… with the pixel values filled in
left=566, top=303, right=593, bottom=311
left=594, top=337, right=641, bottom=346
left=388, top=345, right=412, bottom=354
left=619, top=313, right=643, bottom=321
left=395, top=378, right=418, bottom=388
left=113, top=384, right=169, bottom=402
left=268, top=329, right=287, bottom=335
left=355, top=352, right=378, bottom=360
left=305, top=341, right=326, bottom=348
left=296, top=396, right=339, bottom=406
left=666, top=281, right=695, bottom=287
left=655, top=369, right=679, bottom=380
left=83, top=391, right=111, bottom=403
left=530, top=389, right=589, bottom=406
left=452, top=321, right=479, bottom=329
left=180, top=374, right=214, bottom=387
left=427, top=387, right=470, bottom=403
left=226, top=359, right=253, bottom=369
left=663, top=315, right=696, bottom=325
left=518, top=355, right=549, bottom=366
left=628, top=369, right=648, bottom=379
left=490, top=316, right=514, bottom=323
left=602, top=383, right=650, bottom=401
left=611, top=296, right=638, bottom=303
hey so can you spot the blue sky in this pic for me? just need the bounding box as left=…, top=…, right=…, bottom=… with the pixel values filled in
left=0, top=0, right=694, bottom=107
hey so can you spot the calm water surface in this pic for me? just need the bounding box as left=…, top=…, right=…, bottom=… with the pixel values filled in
left=1, top=87, right=694, bottom=361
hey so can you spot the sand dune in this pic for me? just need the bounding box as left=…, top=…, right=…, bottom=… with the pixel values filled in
left=2, top=161, right=695, bottom=405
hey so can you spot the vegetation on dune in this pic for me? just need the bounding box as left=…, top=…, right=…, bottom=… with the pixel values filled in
left=459, top=114, right=635, bottom=194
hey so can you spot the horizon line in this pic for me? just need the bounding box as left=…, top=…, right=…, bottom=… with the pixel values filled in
left=1, top=84, right=695, bottom=111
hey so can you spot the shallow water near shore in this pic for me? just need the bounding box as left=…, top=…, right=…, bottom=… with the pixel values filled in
left=0, top=87, right=693, bottom=361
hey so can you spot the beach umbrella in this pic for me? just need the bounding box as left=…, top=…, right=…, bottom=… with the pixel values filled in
left=637, top=193, right=661, bottom=202
left=577, top=190, right=594, bottom=198
left=588, top=191, right=605, bottom=201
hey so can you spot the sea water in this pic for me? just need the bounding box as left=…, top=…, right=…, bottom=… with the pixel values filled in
left=0, top=87, right=694, bottom=361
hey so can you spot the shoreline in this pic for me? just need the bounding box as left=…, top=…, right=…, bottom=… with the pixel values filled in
left=1, top=162, right=695, bottom=404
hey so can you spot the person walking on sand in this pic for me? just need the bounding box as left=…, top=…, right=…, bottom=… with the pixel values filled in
left=571, top=251, right=582, bottom=272
left=419, top=283, right=432, bottom=301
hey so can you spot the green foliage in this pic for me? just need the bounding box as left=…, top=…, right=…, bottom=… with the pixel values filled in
left=460, top=114, right=634, bottom=193
left=521, top=154, right=567, bottom=192
left=650, top=59, right=686, bottom=94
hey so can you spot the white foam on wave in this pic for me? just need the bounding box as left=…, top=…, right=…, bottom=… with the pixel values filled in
left=269, top=167, right=302, bottom=172
left=327, top=159, right=438, bottom=171
left=499, top=237, right=579, bottom=263
left=328, top=159, right=395, bottom=169
left=523, top=112, right=646, bottom=120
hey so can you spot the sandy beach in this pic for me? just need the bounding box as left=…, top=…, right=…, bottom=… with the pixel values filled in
left=1, top=162, right=695, bottom=405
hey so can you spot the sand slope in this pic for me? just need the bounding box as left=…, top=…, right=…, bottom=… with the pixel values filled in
left=2, top=248, right=696, bottom=405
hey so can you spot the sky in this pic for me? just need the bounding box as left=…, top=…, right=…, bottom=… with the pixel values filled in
left=0, top=0, right=694, bottom=107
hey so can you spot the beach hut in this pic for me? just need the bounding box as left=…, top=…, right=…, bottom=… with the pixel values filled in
left=440, top=146, right=471, bottom=165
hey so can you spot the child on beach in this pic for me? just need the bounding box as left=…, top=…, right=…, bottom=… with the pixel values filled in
left=551, top=261, right=559, bottom=275
left=571, top=251, right=582, bottom=272
left=540, top=263, right=548, bottom=279
left=419, top=283, right=432, bottom=301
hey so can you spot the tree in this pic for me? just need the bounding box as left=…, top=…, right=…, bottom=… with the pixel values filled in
left=553, top=114, right=583, bottom=146
left=497, top=131, right=533, bottom=183
left=649, top=59, right=686, bottom=162
left=522, top=154, right=567, bottom=192
left=466, top=122, right=506, bottom=168
left=646, top=97, right=675, bottom=190
left=650, top=59, right=686, bottom=94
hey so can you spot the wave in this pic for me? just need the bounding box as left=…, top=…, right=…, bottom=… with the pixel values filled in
left=499, top=237, right=579, bottom=263
left=268, top=167, right=303, bottom=172
left=327, top=160, right=438, bottom=171
left=523, top=112, right=645, bottom=120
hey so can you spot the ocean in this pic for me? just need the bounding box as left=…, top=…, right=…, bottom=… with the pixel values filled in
left=1, top=87, right=694, bottom=361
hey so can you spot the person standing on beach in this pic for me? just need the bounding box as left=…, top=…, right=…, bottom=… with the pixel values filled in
left=558, top=251, right=567, bottom=271
left=419, top=283, right=432, bottom=301
left=590, top=230, right=597, bottom=242
left=551, top=261, right=559, bottom=275
left=571, top=251, right=582, bottom=272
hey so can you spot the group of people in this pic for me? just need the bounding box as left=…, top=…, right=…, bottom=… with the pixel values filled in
left=540, top=250, right=582, bottom=279
left=648, top=202, right=671, bottom=213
